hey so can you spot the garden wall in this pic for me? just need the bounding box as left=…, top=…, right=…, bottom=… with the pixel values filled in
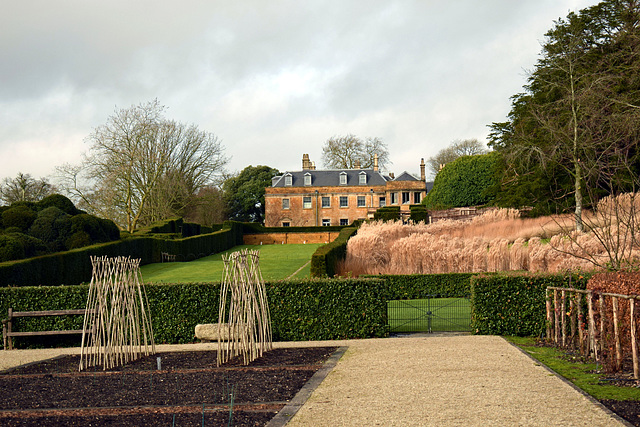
left=243, top=231, right=341, bottom=245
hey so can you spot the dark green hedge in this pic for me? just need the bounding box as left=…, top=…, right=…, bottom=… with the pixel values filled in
left=368, top=273, right=474, bottom=299
left=409, top=205, right=428, bottom=223
left=0, top=222, right=244, bottom=287
left=0, top=278, right=388, bottom=348
left=310, top=227, right=358, bottom=277
left=373, top=206, right=400, bottom=221
left=471, top=272, right=590, bottom=337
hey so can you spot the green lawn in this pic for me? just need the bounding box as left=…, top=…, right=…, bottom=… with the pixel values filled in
left=140, top=243, right=323, bottom=283
left=387, top=298, right=471, bottom=333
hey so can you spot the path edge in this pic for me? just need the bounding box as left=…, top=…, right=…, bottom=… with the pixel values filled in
left=266, top=345, right=347, bottom=427
left=504, top=336, right=633, bottom=427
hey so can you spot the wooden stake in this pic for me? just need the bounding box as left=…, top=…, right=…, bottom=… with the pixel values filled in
left=612, top=297, right=622, bottom=371
left=631, top=298, right=639, bottom=381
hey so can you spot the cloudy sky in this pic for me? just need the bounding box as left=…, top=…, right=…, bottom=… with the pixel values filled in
left=1, top=0, right=597, bottom=183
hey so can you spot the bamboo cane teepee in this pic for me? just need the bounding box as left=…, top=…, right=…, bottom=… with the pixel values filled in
left=217, top=249, right=272, bottom=366
left=79, top=256, right=155, bottom=371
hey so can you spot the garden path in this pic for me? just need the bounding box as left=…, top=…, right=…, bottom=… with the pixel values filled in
left=0, top=335, right=626, bottom=426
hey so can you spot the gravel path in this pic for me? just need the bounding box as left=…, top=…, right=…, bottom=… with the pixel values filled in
left=0, top=335, right=626, bottom=426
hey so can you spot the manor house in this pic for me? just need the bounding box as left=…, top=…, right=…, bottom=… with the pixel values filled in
left=264, top=154, right=431, bottom=227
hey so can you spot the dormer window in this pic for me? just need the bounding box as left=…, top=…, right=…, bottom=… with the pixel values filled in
left=359, top=171, right=367, bottom=185
left=304, top=173, right=312, bottom=186
left=284, top=173, right=292, bottom=186
left=339, top=172, right=347, bottom=185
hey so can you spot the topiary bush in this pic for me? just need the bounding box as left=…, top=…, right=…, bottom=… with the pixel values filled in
left=2, top=205, right=37, bottom=232
left=422, top=152, right=499, bottom=209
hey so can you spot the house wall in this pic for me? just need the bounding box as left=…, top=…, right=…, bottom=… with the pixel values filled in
left=265, top=183, right=428, bottom=227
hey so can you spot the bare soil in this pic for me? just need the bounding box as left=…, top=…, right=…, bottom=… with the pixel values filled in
left=0, top=347, right=337, bottom=426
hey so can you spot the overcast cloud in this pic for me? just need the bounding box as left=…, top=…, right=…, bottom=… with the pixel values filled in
left=0, top=0, right=597, bottom=183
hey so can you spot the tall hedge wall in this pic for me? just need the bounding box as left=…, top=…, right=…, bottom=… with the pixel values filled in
left=0, top=278, right=388, bottom=349
left=471, top=272, right=590, bottom=337
left=369, top=273, right=474, bottom=299
left=0, top=222, right=244, bottom=287
left=310, top=227, right=358, bottom=277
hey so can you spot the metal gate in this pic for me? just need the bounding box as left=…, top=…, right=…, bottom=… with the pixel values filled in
left=387, top=296, right=471, bottom=333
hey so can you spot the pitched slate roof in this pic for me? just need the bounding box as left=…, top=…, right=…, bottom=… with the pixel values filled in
left=271, top=169, right=390, bottom=188
left=394, top=171, right=420, bottom=181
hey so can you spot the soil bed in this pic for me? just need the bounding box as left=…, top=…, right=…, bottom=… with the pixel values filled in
left=0, top=347, right=337, bottom=426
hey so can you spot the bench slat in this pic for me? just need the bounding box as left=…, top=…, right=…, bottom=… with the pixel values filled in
left=11, top=310, right=90, bottom=317
left=8, top=330, right=87, bottom=337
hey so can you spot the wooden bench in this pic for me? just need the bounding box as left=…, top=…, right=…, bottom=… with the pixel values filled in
left=2, top=308, right=94, bottom=350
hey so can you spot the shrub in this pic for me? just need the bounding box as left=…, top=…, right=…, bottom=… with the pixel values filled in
left=28, top=206, right=72, bottom=252
left=2, top=205, right=37, bottom=232
left=422, top=152, right=499, bottom=209
left=36, top=194, right=82, bottom=215
left=373, top=206, right=400, bottom=222
left=0, top=232, right=48, bottom=262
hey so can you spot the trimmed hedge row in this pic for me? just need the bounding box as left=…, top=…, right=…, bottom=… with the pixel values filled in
left=0, top=222, right=244, bottom=287
left=471, top=272, right=590, bottom=337
left=0, top=278, right=388, bottom=349
left=367, top=273, right=474, bottom=299
left=310, top=227, right=358, bottom=277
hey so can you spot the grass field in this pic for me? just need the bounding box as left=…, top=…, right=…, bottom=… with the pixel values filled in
left=140, top=243, right=323, bottom=283
left=387, top=298, right=471, bottom=333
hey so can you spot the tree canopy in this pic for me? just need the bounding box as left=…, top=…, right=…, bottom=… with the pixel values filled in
left=56, top=100, right=228, bottom=232
left=422, top=152, right=499, bottom=209
left=489, top=0, right=640, bottom=228
left=321, top=134, right=391, bottom=170
left=223, top=165, right=280, bottom=223
left=0, top=172, right=55, bottom=205
left=426, top=139, right=487, bottom=178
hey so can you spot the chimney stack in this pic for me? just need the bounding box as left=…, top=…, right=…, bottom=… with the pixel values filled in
left=373, top=153, right=379, bottom=172
left=302, top=154, right=310, bottom=170
left=354, top=159, right=361, bottom=169
left=420, top=158, right=426, bottom=182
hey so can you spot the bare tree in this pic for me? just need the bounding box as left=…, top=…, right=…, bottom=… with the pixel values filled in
left=427, top=138, right=487, bottom=178
left=0, top=172, right=55, bottom=205
left=321, top=134, right=391, bottom=170
left=56, top=100, right=228, bottom=232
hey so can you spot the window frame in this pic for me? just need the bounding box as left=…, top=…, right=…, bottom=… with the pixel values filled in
left=284, top=174, right=292, bottom=186
left=339, top=172, right=347, bottom=185
left=357, top=195, right=366, bottom=207
left=304, top=173, right=312, bottom=186
left=340, top=218, right=349, bottom=226
left=322, top=219, right=331, bottom=226
left=339, top=196, right=348, bottom=208
left=282, top=198, right=290, bottom=210
left=303, top=196, right=312, bottom=209
left=359, top=172, right=367, bottom=185
left=321, top=196, right=331, bottom=208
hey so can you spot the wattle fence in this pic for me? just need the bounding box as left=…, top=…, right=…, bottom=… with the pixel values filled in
left=547, top=286, right=640, bottom=380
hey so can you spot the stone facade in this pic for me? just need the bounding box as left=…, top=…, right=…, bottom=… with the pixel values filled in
left=264, top=154, right=432, bottom=227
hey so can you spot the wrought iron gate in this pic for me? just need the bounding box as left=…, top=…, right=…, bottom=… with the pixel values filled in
left=387, top=296, right=471, bottom=333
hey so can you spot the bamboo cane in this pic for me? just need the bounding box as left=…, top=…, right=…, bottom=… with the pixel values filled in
left=546, top=289, right=552, bottom=341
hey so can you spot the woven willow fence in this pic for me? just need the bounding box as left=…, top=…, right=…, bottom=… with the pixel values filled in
left=217, top=249, right=272, bottom=366
left=546, top=286, right=640, bottom=380
left=79, top=256, right=155, bottom=371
